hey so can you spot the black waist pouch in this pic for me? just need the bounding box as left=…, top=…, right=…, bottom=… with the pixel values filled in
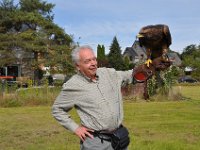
left=111, top=125, right=130, bottom=150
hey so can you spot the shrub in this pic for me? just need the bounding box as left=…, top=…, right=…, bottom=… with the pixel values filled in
left=147, top=66, right=182, bottom=100
left=0, top=86, right=61, bottom=107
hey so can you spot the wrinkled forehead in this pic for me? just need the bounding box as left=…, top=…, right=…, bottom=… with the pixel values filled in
left=79, top=48, right=96, bottom=59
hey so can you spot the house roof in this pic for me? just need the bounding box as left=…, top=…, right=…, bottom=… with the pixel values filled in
left=123, top=41, right=147, bottom=63
left=124, top=41, right=147, bottom=58
left=168, top=52, right=182, bottom=66
left=124, top=47, right=138, bottom=57
left=132, top=41, right=146, bottom=54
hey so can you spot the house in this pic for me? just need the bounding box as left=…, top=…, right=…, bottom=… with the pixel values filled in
left=0, top=48, right=34, bottom=81
left=123, top=41, right=146, bottom=64
left=123, top=40, right=182, bottom=66
left=0, top=23, right=37, bottom=80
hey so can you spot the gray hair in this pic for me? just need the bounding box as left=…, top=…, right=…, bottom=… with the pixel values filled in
left=71, top=45, right=94, bottom=64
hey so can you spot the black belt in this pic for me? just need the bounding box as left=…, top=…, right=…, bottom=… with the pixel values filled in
left=90, top=125, right=123, bottom=143
left=90, top=131, right=112, bottom=143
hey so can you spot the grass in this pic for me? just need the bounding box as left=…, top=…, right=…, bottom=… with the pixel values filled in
left=125, top=101, right=200, bottom=150
left=0, top=86, right=200, bottom=150
left=0, top=86, right=61, bottom=107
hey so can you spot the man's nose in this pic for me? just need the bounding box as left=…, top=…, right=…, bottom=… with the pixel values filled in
left=91, top=59, right=97, bottom=65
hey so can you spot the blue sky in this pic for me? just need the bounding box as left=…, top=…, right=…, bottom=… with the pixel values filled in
left=46, top=0, right=200, bottom=54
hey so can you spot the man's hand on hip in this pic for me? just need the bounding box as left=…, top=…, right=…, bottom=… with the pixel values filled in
left=75, top=126, right=94, bottom=141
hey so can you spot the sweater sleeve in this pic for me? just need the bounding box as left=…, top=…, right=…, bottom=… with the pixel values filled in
left=101, top=68, right=133, bottom=87
left=52, top=87, right=79, bottom=133
left=115, top=70, right=133, bottom=86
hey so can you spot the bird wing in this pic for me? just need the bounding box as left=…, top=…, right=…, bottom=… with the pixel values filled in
left=163, top=25, right=172, bottom=47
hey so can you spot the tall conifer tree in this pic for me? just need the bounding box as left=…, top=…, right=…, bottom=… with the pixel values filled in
left=0, top=0, right=75, bottom=82
left=108, top=36, right=125, bottom=70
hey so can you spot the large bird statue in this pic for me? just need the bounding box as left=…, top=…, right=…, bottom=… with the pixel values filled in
left=132, top=24, right=172, bottom=99
left=137, top=24, right=172, bottom=67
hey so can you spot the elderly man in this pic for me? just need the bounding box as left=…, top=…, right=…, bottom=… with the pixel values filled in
left=52, top=45, right=132, bottom=150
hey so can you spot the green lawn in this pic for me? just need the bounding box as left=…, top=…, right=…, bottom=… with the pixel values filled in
left=0, top=86, right=200, bottom=150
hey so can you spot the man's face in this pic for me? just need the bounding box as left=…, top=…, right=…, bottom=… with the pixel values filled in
left=76, top=48, right=97, bottom=79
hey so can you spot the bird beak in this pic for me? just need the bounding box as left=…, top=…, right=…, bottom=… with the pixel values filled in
left=137, top=34, right=144, bottom=38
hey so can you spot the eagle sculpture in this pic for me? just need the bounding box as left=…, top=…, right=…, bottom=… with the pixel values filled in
left=137, top=24, right=172, bottom=67
left=132, top=24, right=172, bottom=99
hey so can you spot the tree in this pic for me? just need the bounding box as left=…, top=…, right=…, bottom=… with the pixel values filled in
left=97, top=44, right=108, bottom=67
left=97, top=44, right=105, bottom=60
left=19, top=0, right=55, bottom=20
left=181, top=44, right=196, bottom=59
left=181, top=44, right=200, bottom=80
left=0, top=0, right=19, bottom=66
left=0, top=0, right=75, bottom=83
left=107, top=36, right=125, bottom=70
left=123, top=55, right=130, bottom=70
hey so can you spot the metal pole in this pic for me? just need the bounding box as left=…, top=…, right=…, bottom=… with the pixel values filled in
left=0, top=79, right=2, bottom=98
left=0, top=79, right=5, bottom=98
